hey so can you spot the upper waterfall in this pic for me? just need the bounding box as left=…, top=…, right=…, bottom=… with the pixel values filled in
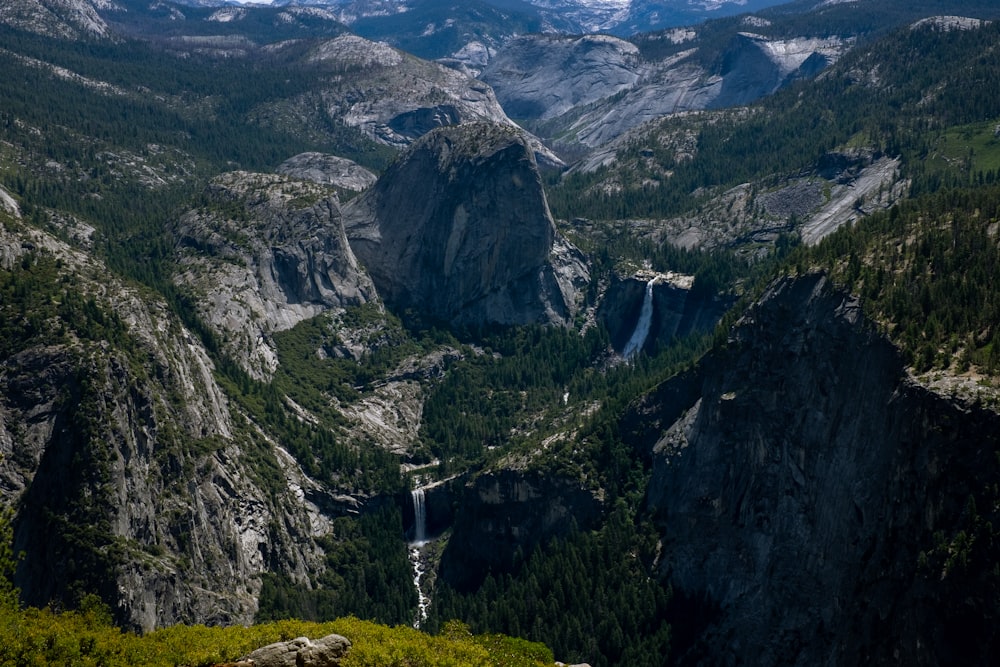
left=623, top=277, right=658, bottom=359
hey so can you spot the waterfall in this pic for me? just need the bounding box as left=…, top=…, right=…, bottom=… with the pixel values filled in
left=408, top=487, right=430, bottom=627
left=622, top=277, right=657, bottom=359
left=410, top=488, right=427, bottom=545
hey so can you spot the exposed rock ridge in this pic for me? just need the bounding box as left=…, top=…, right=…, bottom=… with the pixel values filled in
left=911, top=15, right=991, bottom=32
left=175, top=171, right=377, bottom=379
left=0, top=219, right=336, bottom=632
left=0, top=0, right=113, bottom=39
left=641, top=273, right=1000, bottom=665
left=343, top=122, right=588, bottom=327
left=276, top=153, right=378, bottom=193
left=482, top=31, right=847, bottom=150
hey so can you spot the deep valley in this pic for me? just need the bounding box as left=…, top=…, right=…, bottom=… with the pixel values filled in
left=1, top=1, right=1000, bottom=665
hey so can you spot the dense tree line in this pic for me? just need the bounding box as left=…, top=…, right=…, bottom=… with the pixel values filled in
left=419, top=325, right=610, bottom=463
left=794, top=184, right=1000, bottom=376
left=257, top=505, right=416, bottom=626
left=428, top=506, right=671, bottom=667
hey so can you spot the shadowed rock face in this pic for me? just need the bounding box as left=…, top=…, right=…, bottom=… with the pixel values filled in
left=637, top=273, right=1000, bottom=665
left=343, top=122, right=587, bottom=327
left=598, top=273, right=732, bottom=355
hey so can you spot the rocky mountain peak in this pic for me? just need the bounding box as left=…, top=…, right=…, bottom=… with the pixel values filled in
left=276, top=153, right=378, bottom=192
left=343, top=122, right=588, bottom=327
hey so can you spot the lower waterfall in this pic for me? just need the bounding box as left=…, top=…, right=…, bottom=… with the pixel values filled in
left=622, top=277, right=657, bottom=359
left=411, top=487, right=427, bottom=545
left=409, top=487, right=430, bottom=628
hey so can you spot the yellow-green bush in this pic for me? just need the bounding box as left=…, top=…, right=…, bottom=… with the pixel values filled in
left=0, top=602, right=555, bottom=667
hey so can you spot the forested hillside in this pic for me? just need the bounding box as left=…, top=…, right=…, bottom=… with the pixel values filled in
left=1, top=2, right=1000, bottom=665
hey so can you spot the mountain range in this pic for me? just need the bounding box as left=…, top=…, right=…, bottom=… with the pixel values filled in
left=2, top=0, right=1000, bottom=665
left=208, top=1, right=797, bottom=36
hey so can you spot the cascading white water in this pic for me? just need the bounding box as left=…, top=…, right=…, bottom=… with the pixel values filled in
left=408, top=487, right=430, bottom=628
left=622, top=277, right=657, bottom=359
left=411, top=488, right=427, bottom=545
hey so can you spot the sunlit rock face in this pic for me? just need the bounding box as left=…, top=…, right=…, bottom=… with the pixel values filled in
left=174, top=171, right=378, bottom=379
left=482, top=30, right=845, bottom=151
left=0, top=220, right=336, bottom=633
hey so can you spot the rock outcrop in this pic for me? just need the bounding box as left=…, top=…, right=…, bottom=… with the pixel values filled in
left=637, top=273, right=1000, bottom=665
left=343, top=122, right=588, bottom=328
left=174, top=171, right=377, bottom=379
left=276, top=153, right=378, bottom=193
left=482, top=30, right=845, bottom=151
left=481, top=34, right=642, bottom=122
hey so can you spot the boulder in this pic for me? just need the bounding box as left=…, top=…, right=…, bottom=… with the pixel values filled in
left=243, top=634, right=351, bottom=667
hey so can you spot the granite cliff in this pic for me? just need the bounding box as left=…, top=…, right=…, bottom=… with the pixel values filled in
left=481, top=29, right=846, bottom=152
left=630, top=273, right=1000, bottom=664
left=598, top=271, right=732, bottom=356
left=343, top=122, right=589, bottom=328
left=0, top=214, right=345, bottom=632
left=174, top=171, right=378, bottom=379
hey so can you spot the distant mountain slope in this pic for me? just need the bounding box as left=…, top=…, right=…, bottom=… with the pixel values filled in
left=0, top=0, right=115, bottom=38
left=4, top=0, right=1000, bottom=662
left=179, top=0, right=798, bottom=40
left=482, top=27, right=844, bottom=152
left=546, top=15, right=1000, bottom=251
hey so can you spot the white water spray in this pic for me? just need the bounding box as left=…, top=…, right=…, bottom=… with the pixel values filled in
left=622, top=277, right=658, bottom=359
left=411, top=488, right=427, bottom=545
left=408, top=487, right=430, bottom=627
